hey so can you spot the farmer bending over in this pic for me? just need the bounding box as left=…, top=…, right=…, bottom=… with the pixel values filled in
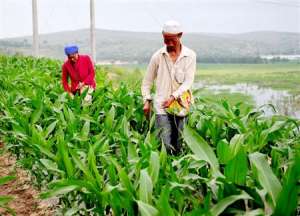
left=62, top=45, right=96, bottom=102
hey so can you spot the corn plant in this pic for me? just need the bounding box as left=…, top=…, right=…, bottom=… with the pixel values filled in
left=0, top=55, right=299, bottom=215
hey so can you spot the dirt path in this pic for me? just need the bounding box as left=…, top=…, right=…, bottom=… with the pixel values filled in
left=0, top=146, right=56, bottom=216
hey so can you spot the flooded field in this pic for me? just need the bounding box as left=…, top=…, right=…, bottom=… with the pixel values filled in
left=195, top=63, right=300, bottom=118
left=195, top=82, right=300, bottom=118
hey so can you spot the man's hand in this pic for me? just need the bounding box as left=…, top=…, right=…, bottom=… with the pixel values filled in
left=162, top=96, right=175, bottom=108
left=143, top=100, right=152, bottom=119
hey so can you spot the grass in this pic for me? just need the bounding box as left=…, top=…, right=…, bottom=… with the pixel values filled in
left=103, top=63, right=300, bottom=110
left=98, top=65, right=144, bottom=88
left=102, top=63, right=300, bottom=94
left=196, top=63, right=300, bottom=94
left=195, top=89, right=254, bottom=108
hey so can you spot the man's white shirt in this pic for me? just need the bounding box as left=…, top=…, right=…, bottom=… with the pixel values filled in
left=141, top=45, right=197, bottom=114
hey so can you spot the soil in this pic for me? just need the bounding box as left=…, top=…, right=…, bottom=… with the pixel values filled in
left=0, top=144, right=57, bottom=216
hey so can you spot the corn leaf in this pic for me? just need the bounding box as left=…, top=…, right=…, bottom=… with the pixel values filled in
left=0, top=175, right=16, bottom=186
left=157, top=186, right=175, bottom=216
left=40, top=159, right=65, bottom=175
left=137, top=200, right=158, bottom=216
left=183, top=125, right=220, bottom=176
left=148, top=151, right=160, bottom=186
left=0, top=196, right=14, bottom=205
left=217, top=139, right=231, bottom=164
left=30, top=102, right=43, bottom=124
left=44, top=120, right=58, bottom=139
left=249, top=152, right=282, bottom=207
left=139, top=169, right=153, bottom=204
left=273, top=152, right=300, bottom=216
left=40, top=185, right=79, bottom=199
left=104, top=106, right=115, bottom=130
left=210, top=191, right=252, bottom=216
left=224, top=149, right=248, bottom=185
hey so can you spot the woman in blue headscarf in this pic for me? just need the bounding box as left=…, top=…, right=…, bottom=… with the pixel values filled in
left=62, top=45, right=96, bottom=102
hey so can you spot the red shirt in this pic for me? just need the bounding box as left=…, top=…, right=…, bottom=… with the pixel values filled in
left=62, top=55, right=96, bottom=93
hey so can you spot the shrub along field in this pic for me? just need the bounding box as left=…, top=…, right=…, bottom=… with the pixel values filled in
left=0, top=55, right=299, bottom=215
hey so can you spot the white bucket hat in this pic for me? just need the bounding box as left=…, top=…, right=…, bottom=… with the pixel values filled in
left=162, top=20, right=182, bottom=34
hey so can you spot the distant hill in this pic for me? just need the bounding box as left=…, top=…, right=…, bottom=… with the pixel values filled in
left=0, top=29, right=299, bottom=63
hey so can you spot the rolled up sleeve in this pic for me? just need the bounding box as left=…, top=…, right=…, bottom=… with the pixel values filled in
left=172, top=54, right=196, bottom=99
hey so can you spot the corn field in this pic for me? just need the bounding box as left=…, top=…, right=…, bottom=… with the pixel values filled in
left=0, top=55, right=299, bottom=215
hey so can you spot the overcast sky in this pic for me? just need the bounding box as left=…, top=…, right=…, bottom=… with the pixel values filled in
left=0, top=0, right=299, bottom=38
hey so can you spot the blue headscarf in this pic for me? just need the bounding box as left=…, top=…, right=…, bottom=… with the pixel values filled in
left=64, top=45, right=79, bottom=55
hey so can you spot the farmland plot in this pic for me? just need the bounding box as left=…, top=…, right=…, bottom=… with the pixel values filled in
left=0, top=55, right=299, bottom=215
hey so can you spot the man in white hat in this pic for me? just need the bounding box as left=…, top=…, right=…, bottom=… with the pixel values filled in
left=141, top=20, right=197, bottom=155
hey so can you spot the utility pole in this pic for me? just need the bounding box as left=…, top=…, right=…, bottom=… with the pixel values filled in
left=90, top=0, right=96, bottom=62
left=32, top=0, right=39, bottom=57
